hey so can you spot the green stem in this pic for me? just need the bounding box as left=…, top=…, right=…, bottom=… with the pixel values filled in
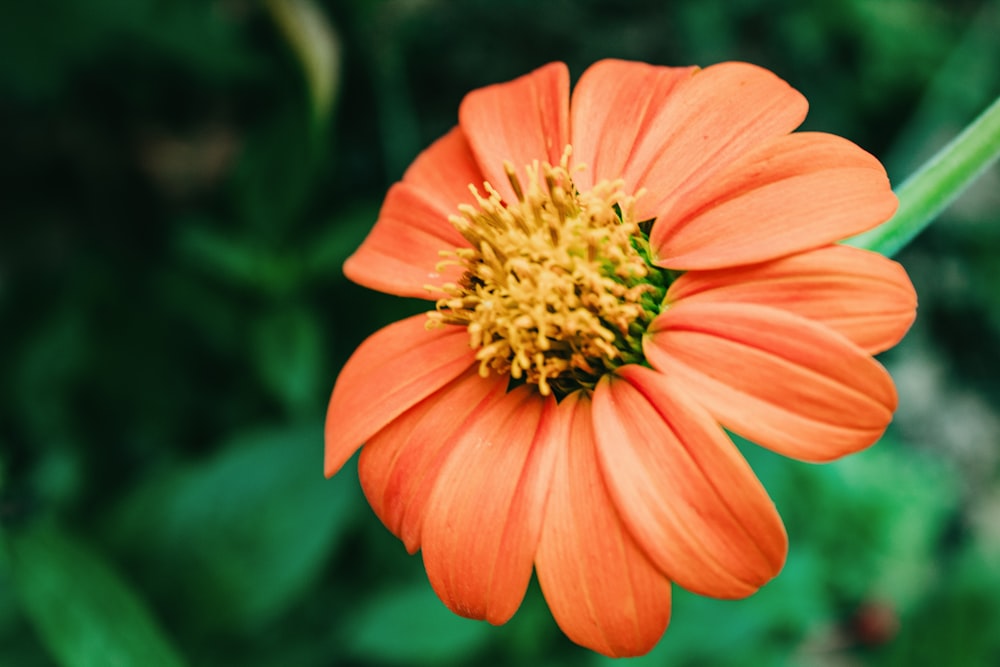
left=845, top=93, right=1000, bottom=257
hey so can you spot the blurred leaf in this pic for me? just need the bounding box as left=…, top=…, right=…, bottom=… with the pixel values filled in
left=132, top=1, right=260, bottom=84
left=265, top=0, right=342, bottom=130
left=344, top=582, right=493, bottom=665
left=352, top=0, right=423, bottom=179
left=301, top=201, right=381, bottom=282
left=9, top=303, right=88, bottom=446
left=810, top=440, right=958, bottom=609
left=176, top=221, right=300, bottom=296
left=5, top=525, right=186, bottom=667
left=882, top=0, right=1000, bottom=181
left=852, top=447, right=959, bottom=608
left=111, top=425, right=358, bottom=631
left=251, top=306, right=326, bottom=416
left=590, top=582, right=807, bottom=667
left=740, top=434, right=959, bottom=610
left=743, top=546, right=831, bottom=633
left=0, top=0, right=141, bottom=100
left=174, top=202, right=374, bottom=298
left=876, top=544, right=1000, bottom=666
left=0, top=0, right=256, bottom=101
left=229, top=101, right=319, bottom=237
left=492, top=579, right=559, bottom=661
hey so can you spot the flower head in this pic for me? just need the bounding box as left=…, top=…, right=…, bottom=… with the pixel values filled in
left=325, top=60, right=916, bottom=657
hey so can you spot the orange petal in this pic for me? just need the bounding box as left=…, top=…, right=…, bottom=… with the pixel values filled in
left=616, top=62, right=808, bottom=223
left=344, top=183, right=469, bottom=298
left=358, top=368, right=508, bottom=553
left=667, top=244, right=917, bottom=354
left=591, top=367, right=787, bottom=599
left=535, top=392, right=672, bottom=657
left=402, top=125, right=485, bottom=212
left=324, top=315, right=475, bottom=477
left=645, top=302, right=898, bottom=462
left=569, top=59, right=697, bottom=192
left=650, top=132, right=898, bottom=268
left=421, top=386, right=560, bottom=625
left=458, top=62, right=570, bottom=203
left=344, top=128, right=481, bottom=298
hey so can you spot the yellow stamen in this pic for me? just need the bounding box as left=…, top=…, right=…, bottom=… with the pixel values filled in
left=427, top=148, right=660, bottom=396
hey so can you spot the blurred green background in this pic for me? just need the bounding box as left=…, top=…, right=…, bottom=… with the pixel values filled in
left=2, top=0, right=1000, bottom=665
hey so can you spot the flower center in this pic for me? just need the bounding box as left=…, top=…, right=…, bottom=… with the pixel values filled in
left=427, top=150, right=668, bottom=397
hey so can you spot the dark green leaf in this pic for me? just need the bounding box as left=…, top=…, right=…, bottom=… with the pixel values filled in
left=229, top=101, right=320, bottom=237
left=111, top=425, right=360, bottom=631
left=251, top=307, right=326, bottom=416
left=344, top=582, right=493, bottom=665
left=6, top=525, right=186, bottom=667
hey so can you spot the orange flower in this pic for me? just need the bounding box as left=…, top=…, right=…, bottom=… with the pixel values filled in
left=325, top=60, right=916, bottom=657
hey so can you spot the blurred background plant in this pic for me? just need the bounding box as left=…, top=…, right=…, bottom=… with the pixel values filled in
left=1, top=0, right=999, bottom=665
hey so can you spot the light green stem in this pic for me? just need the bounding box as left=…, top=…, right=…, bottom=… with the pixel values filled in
left=846, top=93, right=1000, bottom=257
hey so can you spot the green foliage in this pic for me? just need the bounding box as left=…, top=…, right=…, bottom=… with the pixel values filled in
left=265, top=0, right=343, bottom=130
left=4, top=526, right=186, bottom=667
left=343, top=583, right=494, bottom=665
left=0, top=0, right=258, bottom=102
left=109, top=425, right=358, bottom=632
left=2, top=0, right=999, bottom=664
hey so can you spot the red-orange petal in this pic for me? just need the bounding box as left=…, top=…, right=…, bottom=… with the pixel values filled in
left=667, top=244, right=917, bottom=354
left=591, top=367, right=787, bottom=599
left=324, top=315, right=475, bottom=477
left=421, top=386, right=560, bottom=625
left=614, top=62, right=808, bottom=223
left=343, top=128, right=480, bottom=298
left=402, top=125, right=485, bottom=213
left=650, top=132, right=898, bottom=268
left=344, top=182, right=468, bottom=298
left=645, top=301, right=898, bottom=462
left=569, top=59, right=697, bottom=193
left=358, top=368, right=508, bottom=553
left=535, top=392, right=672, bottom=657
left=458, top=62, right=570, bottom=203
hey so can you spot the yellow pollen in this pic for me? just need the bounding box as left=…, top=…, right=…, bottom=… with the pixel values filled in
left=427, top=148, right=660, bottom=396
